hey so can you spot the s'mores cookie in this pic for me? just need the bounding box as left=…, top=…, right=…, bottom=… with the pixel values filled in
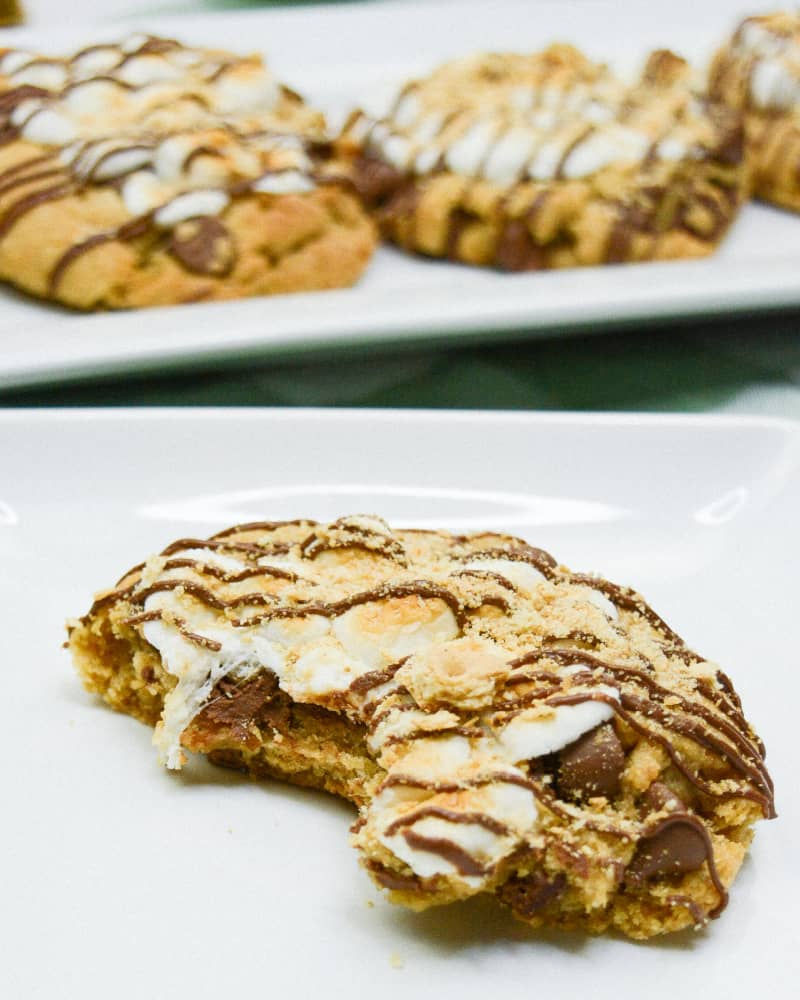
left=710, top=12, right=800, bottom=212
left=68, top=516, right=773, bottom=940
left=337, top=46, right=747, bottom=269
left=0, top=35, right=375, bottom=309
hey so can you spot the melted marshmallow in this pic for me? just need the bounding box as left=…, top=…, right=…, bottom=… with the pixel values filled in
left=154, top=189, right=230, bottom=227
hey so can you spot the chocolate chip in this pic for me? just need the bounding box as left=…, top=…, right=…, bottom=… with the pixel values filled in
left=351, top=155, right=404, bottom=204
left=496, top=871, right=567, bottom=917
left=626, top=817, right=709, bottom=883
left=494, top=220, right=545, bottom=271
left=184, top=671, right=286, bottom=750
left=168, top=215, right=236, bottom=276
left=556, top=723, right=625, bottom=801
left=643, top=781, right=685, bottom=815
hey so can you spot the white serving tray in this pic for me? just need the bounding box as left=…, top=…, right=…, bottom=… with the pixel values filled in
left=0, top=0, right=795, bottom=389
left=0, top=408, right=797, bottom=998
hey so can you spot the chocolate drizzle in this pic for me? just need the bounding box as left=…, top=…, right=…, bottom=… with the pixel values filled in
left=400, top=830, right=487, bottom=877
left=385, top=807, right=510, bottom=838
left=0, top=34, right=329, bottom=288
left=0, top=182, right=75, bottom=240
left=82, top=518, right=774, bottom=928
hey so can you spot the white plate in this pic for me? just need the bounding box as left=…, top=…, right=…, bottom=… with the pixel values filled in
left=1, top=407, right=797, bottom=998
left=1, top=0, right=799, bottom=390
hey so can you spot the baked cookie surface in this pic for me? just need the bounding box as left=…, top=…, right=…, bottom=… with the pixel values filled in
left=68, top=515, right=773, bottom=940
left=710, top=11, right=800, bottom=211
left=338, top=45, right=747, bottom=269
left=0, top=34, right=375, bottom=309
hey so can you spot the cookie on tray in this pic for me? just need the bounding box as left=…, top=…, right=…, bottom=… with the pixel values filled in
left=68, top=515, right=773, bottom=940
left=710, top=11, right=800, bottom=212
left=336, top=45, right=748, bottom=270
left=0, top=34, right=375, bottom=309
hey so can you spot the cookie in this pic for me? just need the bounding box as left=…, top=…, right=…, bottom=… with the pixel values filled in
left=68, top=515, right=773, bottom=940
left=0, top=34, right=375, bottom=308
left=336, top=45, right=747, bottom=269
left=710, top=12, right=800, bottom=211
left=0, top=1, right=22, bottom=28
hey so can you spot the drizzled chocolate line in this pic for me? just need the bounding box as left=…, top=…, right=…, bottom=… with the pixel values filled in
left=348, top=661, right=405, bottom=697
left=450, top=568, right=518, bottom=591
left=135, top=576, right=279, bottom=613
left=47, top=233, right=116, bottom=293
left=83, top=143, right=153, bottom=183
left=461, top=545, right=558, bottom=579
left=124, top=608, right=222, bottom=651
left=0, top=153, right=55, bottom=183
left=237, top=580, right=464, bottom=629
left=0, top=36, right=330, bottom=286
left=399, top=830, right=488, bottom=877
left=0, top=166, right=65, bottom=196
left=365, top=860, right=427, bottom=893
left=382, top=725, right=479, bottom=748
left=620, top=689, right=771, bottom=796
left=61, top=75, right=136, bottom=96
left=300, top=521, right=407, bottom=563
left=581, top=689, right=771, bottom=816
left=182, top=144, right=224, bottom=172
left=384, top=807, right=510, bottom=838
left=665, top=894, right=708, bottom=925
left=633, top=813, right=728, bottom=918
left=47, top=158, right=323, bottom=292
left=129, top=572, right=466, bottom=630
left=0, top=85, right=51, bottom=112
left=0, top=182, right=75, bottom=240
left=161, top=557, right=300, bottom=583
left=363, top=685, right=412, bottom=722
left=368, top=698, right=434, bottom=733
left=356, top=61, right=743, bottom=212
left=161, top=536, right=272, bottom=558
left=85, top=583, right=137, bottom=619
left=123, top=609, right=162, bottom=626
left=544, top=629, right=601, bottom=648
left=509, top=648, right=766, bottom=781
left=554, top=125, right=596, bottom=178
left=568, top=573, right=682, bottom=642
left=504, top=648, right=772, bottom=814
left=380, top=771, right=537, bottom=795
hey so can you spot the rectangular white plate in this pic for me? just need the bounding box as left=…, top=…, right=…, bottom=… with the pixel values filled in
left=1, top=408, right=797, bottom=998
left=0, top=0, right=799, bottom=389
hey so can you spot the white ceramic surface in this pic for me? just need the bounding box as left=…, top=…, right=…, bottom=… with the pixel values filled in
left=0, top=0, right=797, bottom=389
left=0, top=407, right=797, bottom=997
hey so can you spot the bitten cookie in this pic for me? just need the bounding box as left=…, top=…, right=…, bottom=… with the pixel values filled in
left=68, top=516, right=773, bottom=940
left=337, top=45, right=748, bottom=269
left=0, top=34, right=375, bottom=309
left=710, top=11, right=800, bottom=212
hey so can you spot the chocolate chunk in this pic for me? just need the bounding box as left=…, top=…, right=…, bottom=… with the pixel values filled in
left=183, top=671, right=288, bottom=751
left=351, top=155, right=404, bottom=204
left=497, top=871, right=568, bottom=917
left=494, top=220, right=545, bottom=271
left=643, top=781, right=686, bottom=814
left=557, top=723, right=625, bottom=801
left=626, top=817, right=709, bottom=883
left=167, top=215, right=236, bottom=276
left=714, top=124, right=745, bottom=166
